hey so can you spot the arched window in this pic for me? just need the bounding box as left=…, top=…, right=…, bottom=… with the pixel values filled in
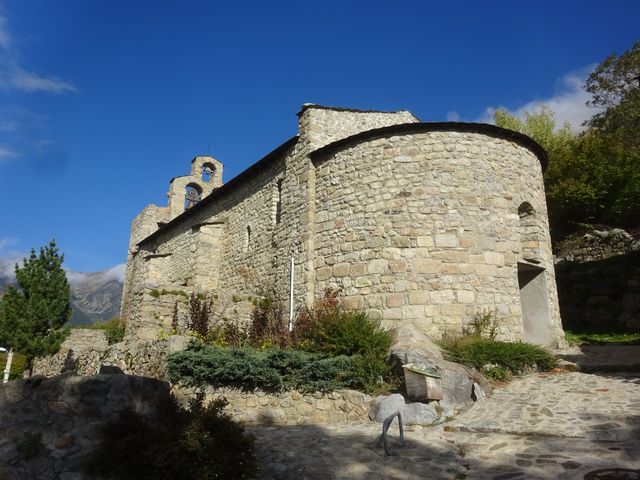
left=185, top=183, right=203, bottom=210
left=202, top=162, right=216, bottom=183
left=518, top=202, right=535, bottom=218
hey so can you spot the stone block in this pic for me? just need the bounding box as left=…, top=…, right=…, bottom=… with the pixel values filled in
left=430, top=290, right=455, bottom=304
left=402, top=305, right=424, bottom=319
left=343, top=295, right=364, bottom=310
left=408, top=290, right=429, bottom=304
left=484, top=252, right=505, bottom=265
left=435, top=234, right=459, bottom=247
left=316, top=266, right=332, bottom=281
left=386, top=293, right=405, bottom=308
left=332, top=263, right=350, bottom=277
left=457, top=290, right=475, bottom=303
left=413, top=259, right=442, bottom=274
left=388, top=260, right=407, bottom=273
left=368, top=259, right=387, bottom=274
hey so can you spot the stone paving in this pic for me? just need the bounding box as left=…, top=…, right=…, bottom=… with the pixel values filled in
left=249, top=349, right=640, bottom=479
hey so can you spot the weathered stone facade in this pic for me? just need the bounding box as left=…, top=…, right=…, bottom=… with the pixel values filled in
left=121, top=104, right=565, bottom=347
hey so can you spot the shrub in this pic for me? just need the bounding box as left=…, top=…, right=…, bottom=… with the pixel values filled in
left=248, top=297, right=289, bottom=348
left=441, top=337, right=558, bottom=381
left=305, top=311, right=393, bottom=358
left=293, top=290, right=393, bottom=389
left=165, top=344, right=393, bottom=393
left=166, top=344, right=358, bottom=393
left=461, top=311, right=501, bottom=340
left=188, top=292, right=213, bottom=337
left=82, top=317, right=125, bottom=344
left=85, top=394, right=257, bottom=480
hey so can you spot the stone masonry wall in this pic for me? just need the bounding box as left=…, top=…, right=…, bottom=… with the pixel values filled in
left=123, top=106, right=419, bottom=339
left=121, top=105, right=563, bottom=347
left=173, top=385, right=371, bottom=425
left=33, top=329, right=170, bottom=379
left=312, top=131, right=562, bottom=344
left=555, top=229, right=640, bottom=332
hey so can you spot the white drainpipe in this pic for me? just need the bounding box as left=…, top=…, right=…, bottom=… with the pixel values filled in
left=288, top=255, right=295, bottom=331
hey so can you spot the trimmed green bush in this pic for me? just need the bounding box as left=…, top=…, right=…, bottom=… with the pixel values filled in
left=440, top=337, right=558, bottom=380
left=166, top=344, right=383, bottom=393
left=85, top=394, right=257, bottom=480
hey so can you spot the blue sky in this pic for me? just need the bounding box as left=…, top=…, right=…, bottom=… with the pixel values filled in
left=0, top=0, right=638, bottom=277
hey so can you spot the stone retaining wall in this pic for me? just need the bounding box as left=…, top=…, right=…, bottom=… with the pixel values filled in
left=173, top=385, right=372, bottom=425
left=0, top=373, right=170, bottom=480
left=33, top=329, right=172, bottom=379
left=556, top=251, right=640, bottom=331
left=556, top=228, right=640, bottom=263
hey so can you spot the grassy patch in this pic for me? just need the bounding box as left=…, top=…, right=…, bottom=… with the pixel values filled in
left=565, top=329, right=640, bottom=345
left=0, top=351, right=26, bottom=380
left=440, top=337, right=558, bottom=381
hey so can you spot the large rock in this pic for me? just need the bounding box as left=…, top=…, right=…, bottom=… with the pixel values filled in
left=388, top=323, right=491, bottom=415
left=369, top=393, right=439, bottom=425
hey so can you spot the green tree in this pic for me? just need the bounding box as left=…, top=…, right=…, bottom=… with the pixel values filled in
left=495, top=103, right=640, bottom=236
left=585, top=41, right=640, bottom=150
left=493, top=107, right=579, bottom=236
left=0, top=240, right=71, bottom=376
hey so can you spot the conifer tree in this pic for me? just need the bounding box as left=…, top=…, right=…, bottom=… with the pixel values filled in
left=0, top=240, right=71, bottom=377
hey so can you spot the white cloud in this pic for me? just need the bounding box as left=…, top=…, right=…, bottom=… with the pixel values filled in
left=5, top=65, right=77, bottom=94
left=0, top=12, right=76, bottom=94
left=446, top=111, right=461, bottom=122
left=66, top=263, right=126, bottom=286
left=104, top=263, right=126, bottom=282
left=476, top=66, right=603, bottom=132
left=0, top=146, right=18, bottom=162
left=0, top=13, right=10, bottom=49
left=0, top=238, right=22, bottom=280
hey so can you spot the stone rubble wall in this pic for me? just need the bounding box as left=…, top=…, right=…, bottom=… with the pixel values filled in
left=173, top=385, right=372, bottom=425
left=33, top=329, right=169, bottom=379
left=312, top=131, right=562, bottom=344
left=556, top=228, right=640, bottom=263
left=0, top=373, right=170, bottom=480
left=556, top=231, right=640, bottom=331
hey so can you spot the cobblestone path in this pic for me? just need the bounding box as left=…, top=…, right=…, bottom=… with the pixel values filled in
left=249, top=368, right=640, bottom=479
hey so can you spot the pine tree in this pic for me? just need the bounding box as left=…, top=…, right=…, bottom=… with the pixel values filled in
left=0, top=240, right=71, bottom=377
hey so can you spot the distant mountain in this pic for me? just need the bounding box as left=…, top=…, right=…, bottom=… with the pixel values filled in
left=0, top=263, right=124, bottom=326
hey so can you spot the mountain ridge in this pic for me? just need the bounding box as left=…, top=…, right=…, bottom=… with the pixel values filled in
left=0, top=263, right=124, bottom=326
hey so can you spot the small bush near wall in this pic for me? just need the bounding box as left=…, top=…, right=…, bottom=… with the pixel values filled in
left=85, top=394, right=257, bottom=480
left=440, top=312, right=558, bottom=381
left=166, top=344, right=377, bottom=393
left=80, top=317, right=125, bottom=344
left=168, top=288, right=396, bottom=394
